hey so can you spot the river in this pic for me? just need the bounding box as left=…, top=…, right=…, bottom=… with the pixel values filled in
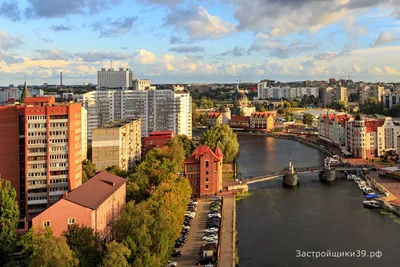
left=236, top=135, right=400, bottom=267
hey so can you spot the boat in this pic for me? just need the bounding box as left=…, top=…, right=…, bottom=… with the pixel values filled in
left=357, top=181, right=366, bottom=187
left=347, top=174, right=355, bottom=181
left=365, top=193, right=379, bottom=199
left=354, top=177, right=361, bottom=183
left=363, top=200, right=380, bottom=208
left=363, top=187, right=374, bottom=194
left=324, top=156, right=340, bottom=168
left=358, top=183, right=366, bottom=190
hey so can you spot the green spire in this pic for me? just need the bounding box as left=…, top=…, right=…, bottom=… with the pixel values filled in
left=20, top=81, right=31, bottom=103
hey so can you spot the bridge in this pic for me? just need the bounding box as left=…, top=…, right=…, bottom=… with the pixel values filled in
left=244, top=166, right=365, bottom=185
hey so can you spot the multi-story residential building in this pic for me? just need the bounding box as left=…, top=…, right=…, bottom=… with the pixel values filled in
left=318, top=113, right=351, bottom=146
left=206, top=112, right=223, bottom=127
left=97, top=68, right=133, bottom=89
left=337, top=86, right=348, bottom=106
left=345, top=116, right=384, bottom=159
left=377, top=117, right=400, bottom=156
left=0, top=88, right=44, bottom=103
left=257, top=84, right=318, bottom=100
left=81, top=107, right=88, bottom=160
left=250, top=112, right=275, bottom=131
left=382, top=93, right=400, bottom=109
left=360, top=85, right=384, bottom=104
left=0, top=93, right=83, bottom=220
left=32, top=171, right=126, bottom=240
left=321, top=86, right=334, bottom=107
left=144, top=131, right=175, bottom=153
left=81, top=89, right=192, bottom=139
left=133, top=79, right=152, bottom=90
left=184, top=145, right=223, bottom=198
left=92, top=119, right=141, bottom=172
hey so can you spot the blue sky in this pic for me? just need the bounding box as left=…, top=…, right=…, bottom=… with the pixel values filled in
left=0, top=0, right=400, bottom=85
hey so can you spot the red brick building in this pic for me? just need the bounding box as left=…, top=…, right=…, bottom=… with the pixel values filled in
left=184, top=145, right=223, bottom=198
left=32, top=171, right=126, bottom=240
left=229, top=116, right=250, bottom=129
left=0, top=93, right=83, bottom=222
left=144, top=131, right=175, bottom=153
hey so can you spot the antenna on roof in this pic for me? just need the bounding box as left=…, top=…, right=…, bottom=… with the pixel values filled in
left=111, top=60, right=113, bottom=69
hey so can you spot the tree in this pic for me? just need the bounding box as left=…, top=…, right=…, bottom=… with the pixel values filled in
left=331, top=100, right=346, bottom=111
left=192, top=102, right=200, bottom=126
left=200, top=124, right=239, bottom=163
left=283, top=101, right=291, bottom=109
left=101, top=241, right=131, bottom=267
left=82, top=159, right=97, bottom=183
left=176, top=135, right=195, bottom=157
left=302, top=113, right=314, bottom=126
left=21, top=228, right=79, bottom=267
left=106, top=165, right=127, bottom=178
left=199, top=98, right=213, bottom=109
left=0, top=178, right=19, bottom=264
left=63, top=225, right=104, bottom=267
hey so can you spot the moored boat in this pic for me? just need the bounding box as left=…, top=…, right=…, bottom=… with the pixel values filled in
left=363, top=200, right=380, bottom=208
left=363, top=187, right=374, bottom=194
left=358, top=183, right=366, bottom=190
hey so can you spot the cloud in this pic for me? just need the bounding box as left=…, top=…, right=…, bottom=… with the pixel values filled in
left=164, top=6, right=236, bottom=39
left=221, top=45, right=247, bottom=56
left=135, top=49, right=156, bottom=64
left=33, top=30, right=52, bottom=43
left=0, top=50, right=24, bottom=64
left=383, top=66, right=400, bottom=75
left=345, top=18, right=367, bottom=39
left=75, top=50, right=132, bottom=62
left=33, top=49, right=71, bottom=60
left=137, top=0, right=184, bottom=8
left=372, top=31, right=396, bottom=47
left=392, top=9, right=400, bottom=19
left=49, top=24, right=72, bottom=32
left=367, top=66, right=383, bottom=75
left=0, top=0, right=21, bottom=21
left=249, top=39, right=320, bottom=58
left=90, top=16, right=138, bottom=38
left=25, top=0, right=122, bottom=19
left=352, top=64, right=361, bottom=73
left=169, top=46, right=205, bottom=53
left=0, top=30, right=24, bottom=51
left=170, top=36, right=185, bottom=44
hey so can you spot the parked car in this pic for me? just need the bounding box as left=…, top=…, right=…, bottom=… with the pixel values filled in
left=207, top=213, right=221, bottom=219
left=209, top=207, right=220, bottom=211
left=202, top=235, right=218, bottom=241
left=172, top=250, right=182, bottom=257
left=175, top=242, right=184, bottom=248
left=205, top=228, right=219, bottom=233
left=196, top=256, right=216, bottom=265
left=182, top=225, right=190, bottom=230
left=166, top=260, right=178, bottom=267
left=185, top=214, right=195, bottom=219
left=211, top=196, right=222, bottom=201
left=190, top=199, right=198, bottom=205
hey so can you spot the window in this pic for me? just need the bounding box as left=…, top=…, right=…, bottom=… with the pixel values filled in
left=68, top=218, right=76, bottom=225
left=205, top=171, right=209, bottom=175
left=205, top=185, right=209, bottom=189
left=43, top=221, right=51, bottom=227
left=205, top=178, right=209, bottom=182
left=205, top=161, right=209, bottom=168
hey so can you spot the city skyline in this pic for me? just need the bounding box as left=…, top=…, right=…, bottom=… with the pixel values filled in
left=0, top=0, right=400, bottom=85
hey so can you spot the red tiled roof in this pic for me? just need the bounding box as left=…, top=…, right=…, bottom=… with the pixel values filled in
left=207, top=112, right=222, bottom=118
left=230, top=116, right=250, bottom=122
left=149, top=131, right=175, bottom=136
left=65, top=171, right=126, bottom=210
left=184, top=145, right=221, bottom=164
left=214, top=145, right=224, bottom=158
left=251, top=112, right=274, bottom=117
left=365, top=119, right=384, bottom=133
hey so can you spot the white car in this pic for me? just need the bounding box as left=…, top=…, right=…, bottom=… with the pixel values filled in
left=207, top=213, right=221, bottom=219
left=166, top=260, right=177, bottom=267
left=202, top=235, right=218, bottom=241
left=211, top=196, right=222, bottom=201
left=185, top=211, right=196, bottom=216
left=205, top=228, right=218, bottom=233
left=190, top=200, right=198, bottom=205
left=185, top=213, right=195, bottom=219
left=182, top=225, right=190, bottom=230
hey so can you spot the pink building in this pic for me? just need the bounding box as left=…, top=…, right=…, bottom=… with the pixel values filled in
left=32, top=171, right=126, bottom=240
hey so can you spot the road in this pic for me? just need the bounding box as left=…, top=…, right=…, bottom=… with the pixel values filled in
left=174, top=199, right=211, bottom=266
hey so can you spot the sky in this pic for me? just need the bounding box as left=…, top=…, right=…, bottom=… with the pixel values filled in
left=0, top=0, right=400, bottom=85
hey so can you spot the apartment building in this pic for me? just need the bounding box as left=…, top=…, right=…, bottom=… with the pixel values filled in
left=382, top=93, right=400, bottom=109
left=133, top=79, right=152, bottom=90
left=377, top=117, right=400, bottom=156
left=360, top=85, right=384, bottom=104
left=81, top=89, right=192, bottom=139
left=0, top=94, right=83, bottom=219
left=318, top=113, right=351, bottom=146
left=92, top=119, right=141, bottom=172
left=97, top=68, right=133, bottom=89
left=32, top=171, right=126, bottom=240
left=257, top=84, right=318, bottom=100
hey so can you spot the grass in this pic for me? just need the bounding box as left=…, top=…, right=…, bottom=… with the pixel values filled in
left=235, top=231, right=239, bottom=266
left=235, top=191, right=253, bottom=201
left=223, top=163, right=235, bottom=181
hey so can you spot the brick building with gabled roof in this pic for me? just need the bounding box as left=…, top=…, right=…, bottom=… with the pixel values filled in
left=32, top=171, right=126, bottom=240
left=184, top=145, right=223, bottom=198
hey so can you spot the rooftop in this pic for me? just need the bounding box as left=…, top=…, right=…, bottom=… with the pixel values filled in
left=149, top=131, right=175, bottom=136
left=184, top=145, right=222, bottom=164
left=97, top=119, right=140, bottom=129
left=65, top=171, right=126, bottom=210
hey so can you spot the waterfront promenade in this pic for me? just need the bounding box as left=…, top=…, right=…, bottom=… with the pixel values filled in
left=219, top=195, right=235, bottom=267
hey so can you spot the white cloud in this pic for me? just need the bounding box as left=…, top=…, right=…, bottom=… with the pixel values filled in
left=135, top=49, right=156, bottom=64
left=352, top=64, right=361, bottom=73
left=372, top=31, right=396, bottom=47
left=383, top=66, right=400, bottom=75
left=0, top=30, right=24, bottom=51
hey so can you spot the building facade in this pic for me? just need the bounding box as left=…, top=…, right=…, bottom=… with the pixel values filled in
left=92, top=119, right=141, bottom=172
left=0, top=95, right=83, bottom=219
left=184, top=146, right=223, bottom=198
left=250, top=112, right=275, bottom=131
left=97, top=68, right=133, bottom=89
left=318, top=113, right=351, bottom=146
left=32, top=171, right=126, bottom=240
left=206, top=112, right=223, bottom=127
left=257, top=84, right=319, bottom=100
left=81, top=89, right=192, bottom=139
left=229, top=116, right=250, bottom=129
left=132, top=79, right=152, bottom=90
left=382, top=93, right=400, bottom=109
left=144, top=131, right=175, bottom=153
left=377, top=117, right=400, bottom=156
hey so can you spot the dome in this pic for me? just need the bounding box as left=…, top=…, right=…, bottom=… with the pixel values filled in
left=236, top=92, right=249, bottom=107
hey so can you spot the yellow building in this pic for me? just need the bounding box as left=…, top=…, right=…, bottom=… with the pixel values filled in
left=250, top=112, right=275, bottom=131
left=206, top=112, right=223, bottom=127
left=92, top=119, right=141, bottom=172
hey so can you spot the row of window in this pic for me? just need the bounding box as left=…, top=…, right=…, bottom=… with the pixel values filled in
left=28, top=156, right=46, bottom=161
left=28, top=148, right=47, bottom=153
left=49, top=123, right=67, bottom=128
left=28, top=196, right=47, bottom=201
left=50, top=154, right=68, bottom=160
left=49, top=130, right=67, bottom=136
left=28, top=115, right=46, bottom=120
left=50, top=162, right=68, bottom=168
left=49, top=139, right=68, bottom=144
left=28, top=180, right=46, bottom=186
left=50, top=187, right=68, bottom=192
left=50, top=146, right=67, bottom=152
left=28, top=172, right=46, bottom=177
left=28, top=139, right=46, bottom=145
left=28, top=123, right=46, bottom=128
left=28, top=164, right=46, bottom=169
left=28, top=132, right=46, bottom=137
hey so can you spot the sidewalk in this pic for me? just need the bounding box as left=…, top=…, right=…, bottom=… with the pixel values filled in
left=219, top=195, right=235, bottom=267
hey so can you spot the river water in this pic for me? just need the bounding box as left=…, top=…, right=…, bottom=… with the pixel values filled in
left=236, top=135, right=400, bottom=267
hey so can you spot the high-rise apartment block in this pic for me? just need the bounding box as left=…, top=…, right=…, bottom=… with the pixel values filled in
left=0, top=94, right=83, bottom=219
left=257, top=83, right=318, bottom=100
left=132, top=79, right=152, bottom=90
left=81, top=89, right=192, bottom=139
left=97, top=68, right=133, bottom=89
left=92, top=119, right=141, bottom=172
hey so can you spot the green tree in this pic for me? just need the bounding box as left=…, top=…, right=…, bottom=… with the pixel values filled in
left=63, top=224, right=104, bottom=267
left=367, top=97, right=378, bottom=104
left=82, top=159, right=97, bottom=183
left=176, top=135, right=195, bottom=157
left=192, top=102, right=200, bottom=126
left=290, top=101, right=298, bottom=108
left=0, top=178, right=19, bottom=265
left=21, top=228, right=79, bottom=267
left=302, top=113, right=314, bottom=126
left=200, top=124, right=239, bottom=163
left=283, top=101, right=291, bottom=109
left=331, top=100, right=346, bottom=111
left=199, top=98, right=214, bottom=109
left=106, top=165, right=127, bottom=178
left=101, top=241, right=131, bottom=267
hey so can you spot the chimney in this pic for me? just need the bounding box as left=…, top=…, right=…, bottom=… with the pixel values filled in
left=60, top=72, right=63, bottom=87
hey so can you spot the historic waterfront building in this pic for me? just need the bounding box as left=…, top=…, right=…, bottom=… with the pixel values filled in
left=376, top=117, right=400, bottom=156
left=250, top=112, right=275, bottom=131
left=184, top=145, right=223, bottom=198
left=318, top=113, right=351, bottom=146
left=206, top=112, right=223, bottom=127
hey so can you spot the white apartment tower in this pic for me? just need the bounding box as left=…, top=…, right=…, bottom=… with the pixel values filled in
left=97, top=68, right=133, bottom=89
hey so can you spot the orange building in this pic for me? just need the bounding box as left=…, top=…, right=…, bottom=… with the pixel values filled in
left=184, top=145, right=223, bottom=198
left=0, top=90, right=83, bottom=221
left=32, top=171, right=126, bottom=240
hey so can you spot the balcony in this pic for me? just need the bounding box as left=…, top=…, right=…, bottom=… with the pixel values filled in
left=28, top=152, right=47, bottom=157
left=27, top=199, right=48, bottom=205
left=50, top=166, right=68, bottom=171
left=27, top=168, right=46, bottom=173
left=49, top=190, right=66, bottom=196
left=28, top=143, right=47, bottom=148
left=27, top=184, right=47, bottom=190
left=50, top=174, right=68, bottom=180
left=49, top=119, right=68, bottom=123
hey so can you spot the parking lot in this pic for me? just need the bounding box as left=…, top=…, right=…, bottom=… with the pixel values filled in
left=174, top=199, right=216, bottom=267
